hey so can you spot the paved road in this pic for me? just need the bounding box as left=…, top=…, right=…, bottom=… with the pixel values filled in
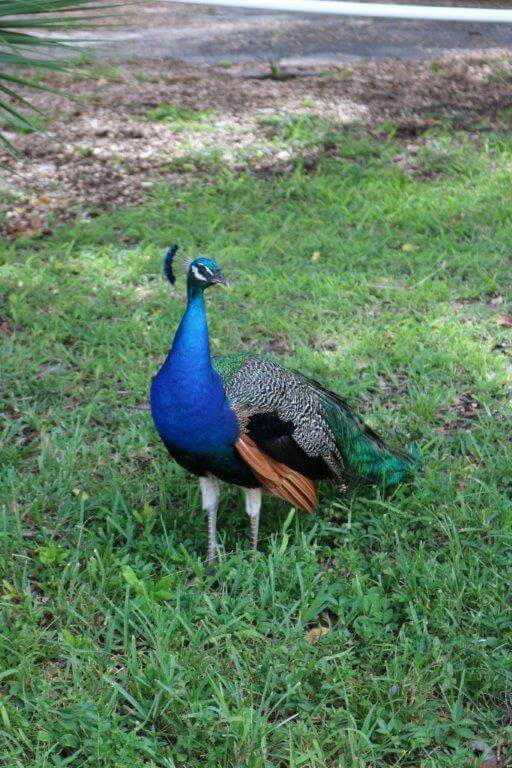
left=88, top=2, right=512, bottom=64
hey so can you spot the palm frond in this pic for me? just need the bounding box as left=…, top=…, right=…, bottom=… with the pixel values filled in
left=0, top=0, right=120, bottom=154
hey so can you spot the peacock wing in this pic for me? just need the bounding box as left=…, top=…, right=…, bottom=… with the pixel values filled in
left=213, top=356, right=347, bottom=501
left=213, top=355, right=321, bottom=511
left=214, top=355, right=420, bottom=490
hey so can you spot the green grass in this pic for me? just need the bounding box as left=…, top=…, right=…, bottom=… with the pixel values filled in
left=0, top=112, right=47, bottom=136
left=1, top=126, right=512, bottom=767
left=144, top=103, right=213, bottom=129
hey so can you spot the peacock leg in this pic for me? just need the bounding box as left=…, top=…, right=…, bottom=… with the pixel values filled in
left=199, top=475, right=220, bottom=564
left=245, top=487, right=262, bottom=552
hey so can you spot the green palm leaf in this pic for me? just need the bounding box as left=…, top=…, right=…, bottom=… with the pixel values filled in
left=0, top=0, right=118, bottom=153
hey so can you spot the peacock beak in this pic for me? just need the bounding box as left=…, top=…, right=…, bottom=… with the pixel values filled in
left=211, top=272, right=229, bottom=287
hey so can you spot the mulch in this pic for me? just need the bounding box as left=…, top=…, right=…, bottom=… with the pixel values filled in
left=1, top=51, right=511, bottom=238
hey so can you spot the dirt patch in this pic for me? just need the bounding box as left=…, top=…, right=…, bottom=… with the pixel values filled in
left=0, top=319, right=16, bottom=336
left=454, top=292, right=506, bottom=310
left=308, top=334, right=339, bottom=353
left=260, top=332, right=294, bottom=356
left=1, top=51, right=512, bottom=237
left=358, top=371, right=411, bottom=409
left=438, top=392, right=484, bottom=432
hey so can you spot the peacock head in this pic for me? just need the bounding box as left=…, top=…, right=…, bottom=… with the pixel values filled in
left=164, top=245, right=227, bottom=293
left=187, top=257, right=227, bottom=291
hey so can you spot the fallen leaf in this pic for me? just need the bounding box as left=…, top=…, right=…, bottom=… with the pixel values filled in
left=305, top=626, right=329, bottom=643
left=471, top=739, right=504, bottom=768
left=0, top=321, right=15, bottom=336
left=310, top=250, right=321, bottom=262
left=480, top=757, right=503, bottom=768
left=497, top=314, right=512, bottom=328
left=401, top=243, right=414, bottom=252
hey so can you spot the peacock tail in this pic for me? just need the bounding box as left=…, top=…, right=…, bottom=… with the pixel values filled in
left=214, top=354, right=421, bottom=490
left=313, top=382, right=422, bottom=486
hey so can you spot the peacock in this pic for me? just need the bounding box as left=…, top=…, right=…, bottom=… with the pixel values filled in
left=150, top=246, right=422, bottom=562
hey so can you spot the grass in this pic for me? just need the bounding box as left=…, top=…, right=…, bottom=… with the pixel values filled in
left=144, top=104, right=213, bottom=129
left=0, top=113, right=47, bottom=136
left=1, top=125, right=511, bottom=767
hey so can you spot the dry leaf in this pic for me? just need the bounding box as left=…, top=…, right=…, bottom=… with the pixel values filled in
left=471, top=739, right=504, bottom=768
left=480, top=755, right=503, bottom=768
left=0, top=321, right=15, bottom=336
left=310, top=251, right=321, bottom=263
left=401, top=243, right=414, bottom=252
left=305, top=626, right=329, bottom=643
left=497, top=314, right=512, bottom=328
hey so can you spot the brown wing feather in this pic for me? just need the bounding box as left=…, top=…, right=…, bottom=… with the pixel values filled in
left=236, top=434, right=317, bottom=513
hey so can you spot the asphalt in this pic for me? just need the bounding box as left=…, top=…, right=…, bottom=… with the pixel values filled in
left=86, top=2, right=512, bottom=65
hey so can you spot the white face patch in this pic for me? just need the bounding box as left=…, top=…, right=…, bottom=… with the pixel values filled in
left=191, top=265, right=208, bottom=281
left=191, top=263, right=214, bottom=282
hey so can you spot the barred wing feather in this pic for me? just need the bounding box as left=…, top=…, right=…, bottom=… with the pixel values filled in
left=213, top=355, right=421, bottom=490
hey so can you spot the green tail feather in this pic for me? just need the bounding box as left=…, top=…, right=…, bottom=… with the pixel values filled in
left=315, top=386, right=422, bottom=488
left=347, top=433, right=422, bottom=486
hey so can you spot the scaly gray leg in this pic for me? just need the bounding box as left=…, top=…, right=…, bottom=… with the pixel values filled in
left=199, top=475, right=220, bottom=564
left=245, top=487, right=262, bottom=552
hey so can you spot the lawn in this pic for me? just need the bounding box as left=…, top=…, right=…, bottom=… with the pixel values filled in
left=1, top=125, right=511, bottom=767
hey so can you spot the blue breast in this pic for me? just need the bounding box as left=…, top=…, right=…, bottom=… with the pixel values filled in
left=150, top=364, right=239, bottom=455
left=151, top=285, right=241, bottom=462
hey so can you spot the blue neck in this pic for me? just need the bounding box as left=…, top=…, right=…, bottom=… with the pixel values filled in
left=150, top=283, right=239, bottom=455
left=164, top=284, right=211, bottom=377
